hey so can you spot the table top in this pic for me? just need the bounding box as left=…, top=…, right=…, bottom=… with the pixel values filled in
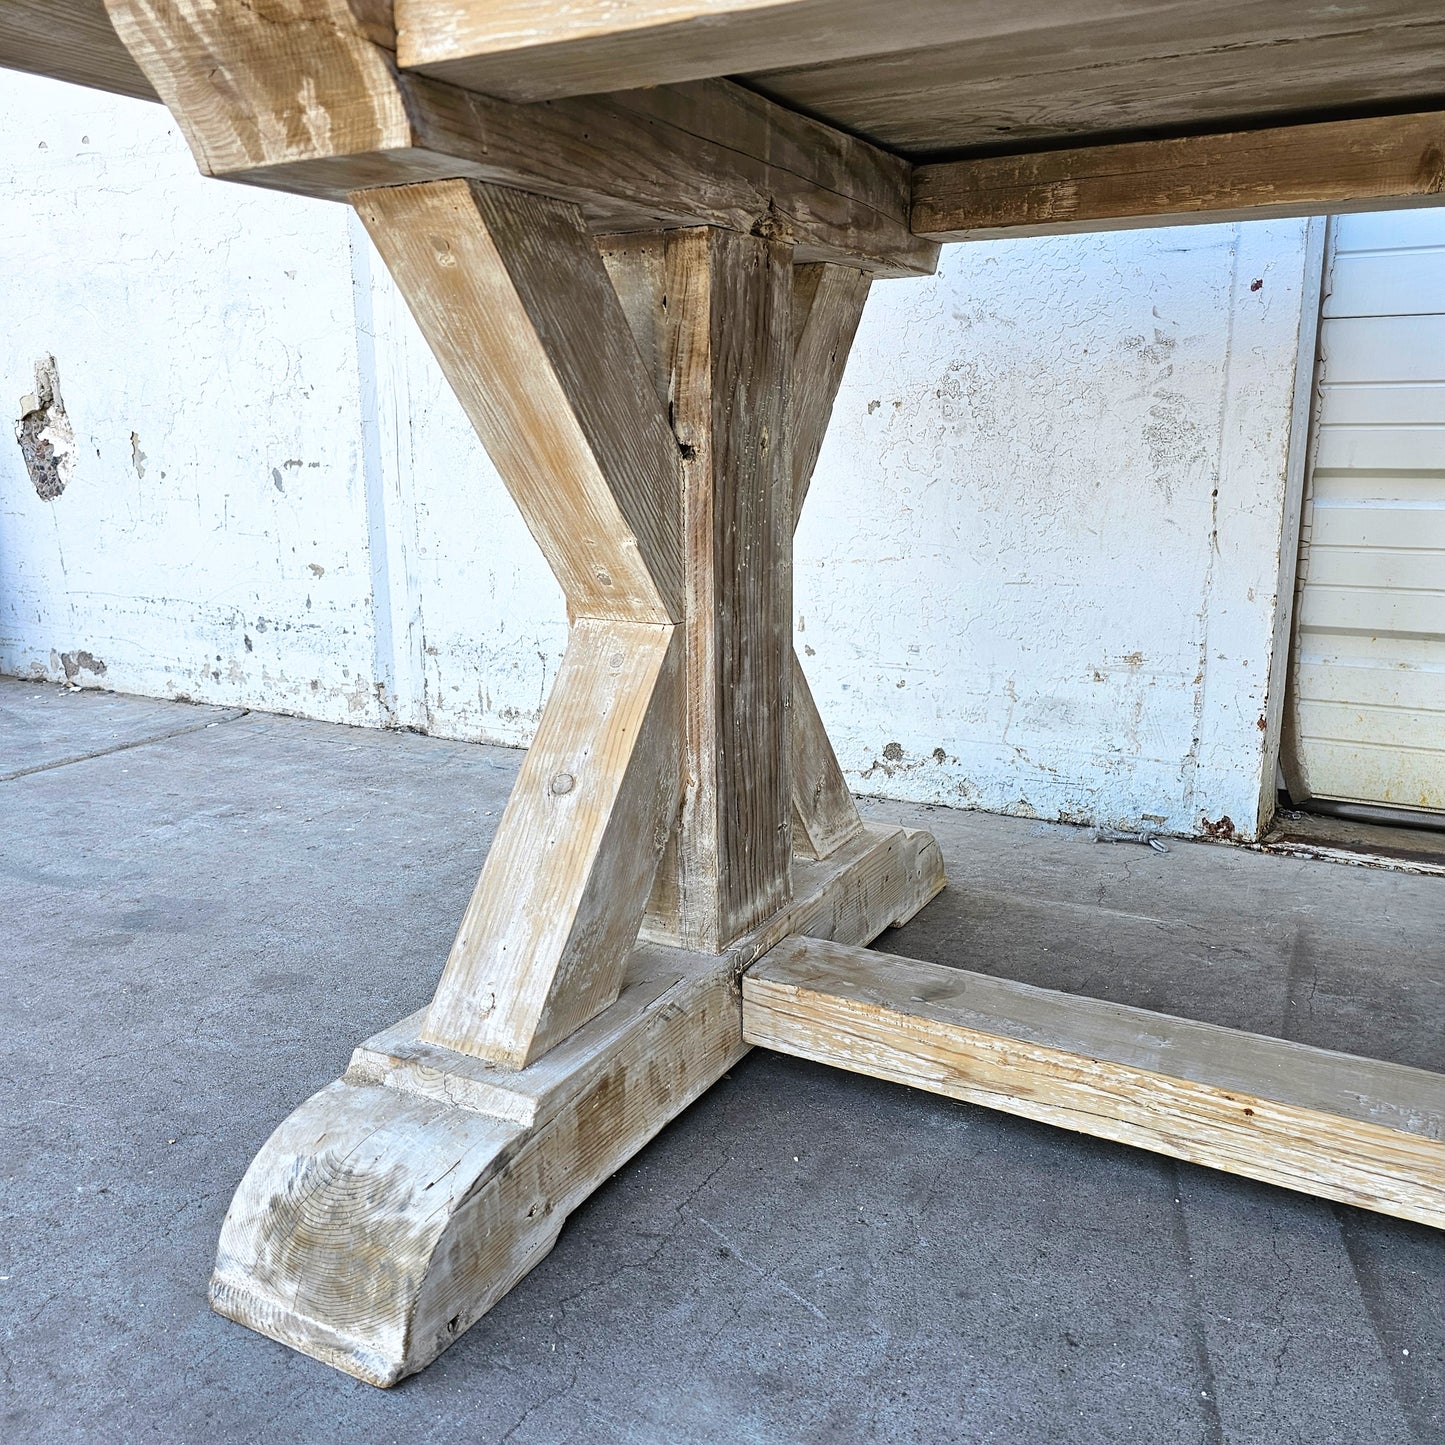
left=10, top=1, right=1444, bottom=162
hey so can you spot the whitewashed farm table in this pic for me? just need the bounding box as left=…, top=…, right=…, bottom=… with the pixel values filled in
left=6, top=0, right=1442, bottom=1386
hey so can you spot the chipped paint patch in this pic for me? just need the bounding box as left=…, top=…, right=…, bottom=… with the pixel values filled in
left=52, top=648, right=107, bottom=682
left=16, top=356, right=75, bottom=500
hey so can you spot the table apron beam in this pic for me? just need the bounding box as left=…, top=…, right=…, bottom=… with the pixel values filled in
left=914, top=110, right=1445, bottom=242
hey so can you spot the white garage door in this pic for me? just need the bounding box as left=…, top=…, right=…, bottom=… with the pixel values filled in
left=1285, top=210, right=1445, bottom=814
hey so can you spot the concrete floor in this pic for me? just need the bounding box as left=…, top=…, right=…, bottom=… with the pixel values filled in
left=2, top=677, right=1441, bottom=1444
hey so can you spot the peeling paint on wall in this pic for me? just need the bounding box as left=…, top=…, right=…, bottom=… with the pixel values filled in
left=15, top=356, right=74, bottom=500
left=0, top=72, right=384, bottom=729
left=53, top=648, right=107, bottom=681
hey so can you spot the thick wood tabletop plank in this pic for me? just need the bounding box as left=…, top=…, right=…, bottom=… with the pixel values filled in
left=12, top=0, right=1445, bottom=177
left=396, top=0, right=1158, bottom=104
left=744, top=0, right=1445, bottom=157
left=0, top=0, right=155, bottom=101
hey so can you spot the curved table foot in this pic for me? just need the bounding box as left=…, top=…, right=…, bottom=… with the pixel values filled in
left=210, top=823, right=943, bottom=1384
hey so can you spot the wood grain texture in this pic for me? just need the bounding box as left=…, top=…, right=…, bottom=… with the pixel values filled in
left=578, top=81, right=930, bottom=276
left=915, top=111, right=1445, bottom=241
left=354, top=822, right=944, bottom=1130
left=621, top=227, right=795, bottom=952
left=103, top=0, right=413, bottom=176
left=394, top=0, right=1153, bottom=103
left=790, top=652, right=863, bottom=861
left=0, top=0, right=156, bottom=101
left=26, top=0, right=1445, bottom=193
left=600, top=242, right=864, bottom=867
left=99, top=0, right=933, bottom=276
left=355, top=178, right=683, bottom=625
left=789, top=263, right=872, bottom=526
left=422, top=618, right=683, bottom=1068
left=743, top=0, right=1445, bottom=158
left=744, top=938, right=1445, bottom=1229
left=215, top=965, right=740, bottom=1388
left=212, top=821, right=944, bottom=1386
left=669, top=225, right=793, bottom=946
left=786, top=263, right=871, bottom=859
left=601, top=243, right=867, bottom=865
left=352, top=180, right=697, bottom=1067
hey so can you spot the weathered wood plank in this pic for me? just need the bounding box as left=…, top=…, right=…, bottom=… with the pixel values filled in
left=790, top=653, right=864, bottom=861
left=745, top=0, right=1445, bottom=159
left=423, top=618, right=683, bottom=1067
left=786, top=262, right=871, bottom=860
left=215, top=962, right=738, bottom=1389
left=0, top=0, right=155, bottom=101
left=600, top=243, right=867, bottom=865
left=354, top=178, right=683, bottom=625
left=354, top=822, right=945, bottom=1129
left=914, top=111, right=1445, bottom=242
left=102, top=0, right=412, bottom=176
left=744, top=937, right=1445, bottom=1229
left=21, top=0, right=1445, bottom=198
left=621, top=227, right=796, bottom=952
left=351, top=180, right=694, bottom=1067
left=100, top=0, right=935, bottom=276
left=394, top=0, right=1146, bottom=104
left=213, top=822, right=944, bottom=1386
left=789, top=262, right=872, bottom=526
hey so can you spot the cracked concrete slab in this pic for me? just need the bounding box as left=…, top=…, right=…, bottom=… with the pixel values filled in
left=0, top=681, right=244, bottom=780
left=1, top=678, right=1440, bottom=1443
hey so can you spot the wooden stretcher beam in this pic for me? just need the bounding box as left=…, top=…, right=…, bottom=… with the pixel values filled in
left=743, top=937, right=1445, bottom=1229
left=913, top=110, right=1445, bottom=242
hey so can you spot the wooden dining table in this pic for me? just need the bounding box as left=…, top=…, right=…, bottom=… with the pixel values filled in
left=7, top=0, right=1442, bottom=1387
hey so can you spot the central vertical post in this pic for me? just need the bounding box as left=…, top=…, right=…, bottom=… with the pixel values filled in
left=357, top=192, right=800, bottom=1066
left=633, top=229, right=796, bottom=953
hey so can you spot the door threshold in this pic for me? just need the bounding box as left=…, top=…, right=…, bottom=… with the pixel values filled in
left=1261, top=806, right=1445, bottom=876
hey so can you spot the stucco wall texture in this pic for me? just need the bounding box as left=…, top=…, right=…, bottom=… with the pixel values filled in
left=0, top=71, right=1314, bottom=839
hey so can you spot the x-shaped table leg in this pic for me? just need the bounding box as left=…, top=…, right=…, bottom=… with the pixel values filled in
left=201, top=179, right=943, bottom=1383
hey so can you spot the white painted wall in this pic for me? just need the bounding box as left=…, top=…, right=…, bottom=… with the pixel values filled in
left=801, top=223, right=1316, bottom=838
left=0, top=70, right=1316, bottom=838
left=0, top=73, right=386, bottom=725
